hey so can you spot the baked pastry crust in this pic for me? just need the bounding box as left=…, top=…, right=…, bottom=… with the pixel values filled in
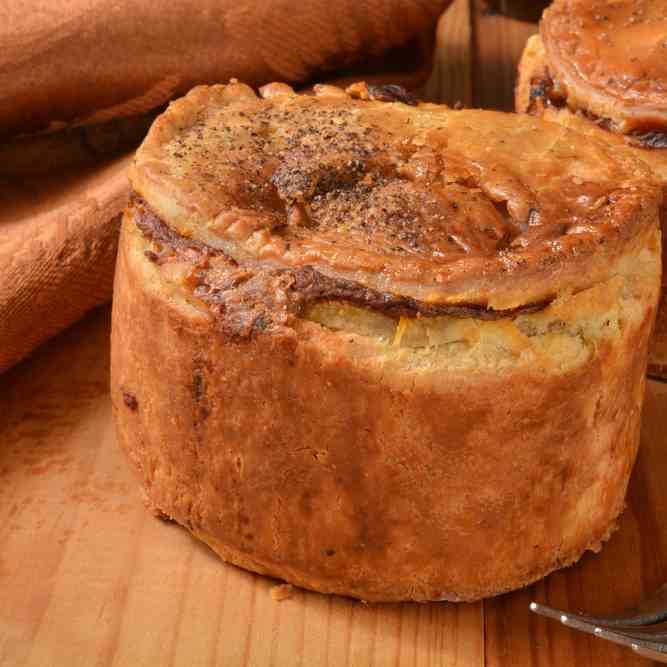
left=112, top=81, right=662, bottom=601
left=516, top=7, right=667, bottom=376
left=130, top=81, right=658, bottom=312
left=539, top=0, right=667, bottom=136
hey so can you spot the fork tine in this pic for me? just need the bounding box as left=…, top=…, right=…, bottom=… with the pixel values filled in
left=530, top=603, right=667, bottom=662
left=532, top=584, right=667, bottom=628
left=528, top=602, right=565, bottom=624
left=593, top=627, right=667, bottom=661
left=529, top=602, right=609, bottom=641
left=589, top=620, right=667, bottom=641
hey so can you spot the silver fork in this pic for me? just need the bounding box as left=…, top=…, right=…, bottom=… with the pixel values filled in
left=530, top=585, right=667, bottom=662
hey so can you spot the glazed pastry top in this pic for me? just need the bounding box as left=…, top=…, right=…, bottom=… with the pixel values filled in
left=130, top=81, right=661, bottom=309
left=542, top=0, right=667, bottom=134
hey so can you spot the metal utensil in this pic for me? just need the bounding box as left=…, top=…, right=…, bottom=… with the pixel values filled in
left=530, top=585, right=667, bottom=663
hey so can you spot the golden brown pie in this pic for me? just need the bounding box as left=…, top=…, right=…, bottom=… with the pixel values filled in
left=111, top=81, right=661, bottom=601
left=516, top=0, right=667, bottom=376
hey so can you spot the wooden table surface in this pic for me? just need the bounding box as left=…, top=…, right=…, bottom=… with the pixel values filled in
left=2, top=2, right=667, bottom=665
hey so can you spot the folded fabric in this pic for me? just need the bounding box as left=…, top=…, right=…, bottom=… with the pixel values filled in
left=0, top=0, right=451, bottom=373
left=1, top=0, right=449, bottom=138
left=0, top=154, right=131, bottom=373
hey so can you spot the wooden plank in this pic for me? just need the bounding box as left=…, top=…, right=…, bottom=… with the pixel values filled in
left=470, top=0, right=537, bottom=111
left=425, top=0, right=473, bottom=106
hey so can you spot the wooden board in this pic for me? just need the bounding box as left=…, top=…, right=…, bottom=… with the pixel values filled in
left=2, top=2, right=667, bottom=665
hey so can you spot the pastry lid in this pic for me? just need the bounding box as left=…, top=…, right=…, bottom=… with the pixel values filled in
left=130, top=81, right=661, bottom=310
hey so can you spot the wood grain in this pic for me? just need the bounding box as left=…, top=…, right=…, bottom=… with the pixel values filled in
left=1, top=2, right=665, bottom=665
left=425, top=0, right=472, bottom=106
left=470, top=0, right=537, bottom=111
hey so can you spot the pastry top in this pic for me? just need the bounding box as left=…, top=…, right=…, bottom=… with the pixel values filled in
left=517, top=33, right=667, bottom=180
left=130, top=81, right=661, bottom=310
left=541, top=0, right=667, bottom=134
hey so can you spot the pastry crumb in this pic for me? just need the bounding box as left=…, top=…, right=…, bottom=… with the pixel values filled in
left=271, top=583, right=294, bottom=601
